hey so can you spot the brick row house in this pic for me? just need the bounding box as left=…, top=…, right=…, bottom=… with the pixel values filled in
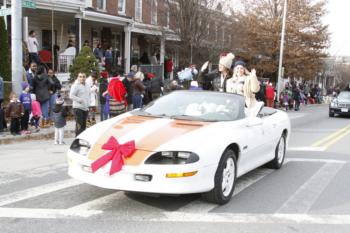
left=3, top=0, right=235, bottom=79
left=15, top=0, right=180, bottom=80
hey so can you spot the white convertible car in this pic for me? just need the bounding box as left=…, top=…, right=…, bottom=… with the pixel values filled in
left=68, top=91, right=290, bottom=204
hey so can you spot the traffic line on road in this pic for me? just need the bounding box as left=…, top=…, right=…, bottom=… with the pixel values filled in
left=177, top=168, right=274, bottom=213
left=285, top=158, right=347, bottom=164
left=287, top=146, right=326, bottom=152
left=276, top=162, right=344, bottom=214
left=0, top=207, right=102, bottom=218
left=68, top=192, right=122, bottom=211
left=311, top=124, right=350, bottom=149
left=156, top=212, right=350, bottom=225
left=0, top=179, right=82, bottom=207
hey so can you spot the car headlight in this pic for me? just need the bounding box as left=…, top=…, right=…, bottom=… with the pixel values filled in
left=70, top=139, right=91, bottom=156
left=145, top=151, right=199, bottom=165
left=330, top=101, right=338, bottom=108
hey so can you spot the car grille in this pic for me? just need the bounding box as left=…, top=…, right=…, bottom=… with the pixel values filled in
left=338, top=103, right=350, bottom=108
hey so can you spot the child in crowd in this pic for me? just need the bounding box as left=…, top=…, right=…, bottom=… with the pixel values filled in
left=19, top=82, right=32, bottom=134
left=5, top=93, right=24, bottom=136
left=52, top=96, right=67, bottom=145
left=30, top=94, right=41, bottom=132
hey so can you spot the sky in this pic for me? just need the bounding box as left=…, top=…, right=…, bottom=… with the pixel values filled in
left=228, top=0, right=350, bottom=57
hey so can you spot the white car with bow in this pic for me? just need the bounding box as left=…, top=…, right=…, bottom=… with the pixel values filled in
left=67, top=91, right=290, bottom=204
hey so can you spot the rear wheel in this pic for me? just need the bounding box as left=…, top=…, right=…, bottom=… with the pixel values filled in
left=329, top=111, right=335, bottom=117
left=202, top=149, right=237, bottom=205
left=266, top=134, right=286, bottom=169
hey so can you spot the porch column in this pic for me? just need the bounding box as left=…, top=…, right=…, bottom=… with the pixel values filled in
left=11, top=0, right=23, bottom=95
left=75, top=17, right=81, bottom=54
left=160, top=36, right=165, bottom=79
left=124, top=24, right=131, bottom=74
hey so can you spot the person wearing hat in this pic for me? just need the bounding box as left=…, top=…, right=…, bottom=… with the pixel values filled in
left=52, top=96, right=67, bottom=145
left=226, top=60, right=260, bottom=109
left=19, top=82, right=32, bottom=134
left=122, top=72, right=135, bottom=111
left=149, top=72, right=164, bottom=101
left=198, top=53, right=234, bottom=92
left=132, top=71, right=146, bottom=109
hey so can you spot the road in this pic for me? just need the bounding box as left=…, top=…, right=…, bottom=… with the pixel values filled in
left=0, top=104, right=349, bottom=233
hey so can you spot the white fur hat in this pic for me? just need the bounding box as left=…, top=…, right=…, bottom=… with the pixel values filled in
left=219, top=53, right=235, bottom=69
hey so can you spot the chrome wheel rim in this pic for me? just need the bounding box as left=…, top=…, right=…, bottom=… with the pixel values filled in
left=277, top=137, right=285, bottom=164
left=222, top=157, right=235, bottom=197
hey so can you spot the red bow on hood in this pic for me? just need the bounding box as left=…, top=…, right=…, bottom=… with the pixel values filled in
left=91, top=137, right=136, bottom=175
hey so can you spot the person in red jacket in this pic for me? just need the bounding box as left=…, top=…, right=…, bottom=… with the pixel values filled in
left=265, top=82, right=275, bottom=108
left=165, top=58, right=173, bottom=80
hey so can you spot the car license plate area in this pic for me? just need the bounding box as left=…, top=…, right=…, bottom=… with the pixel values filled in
left=135, top=174, right=153, bottom=182
left=341, top=108, right=348, bottom=112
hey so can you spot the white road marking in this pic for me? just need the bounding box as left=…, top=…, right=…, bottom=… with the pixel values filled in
left=68, top=192, right=123, bottom=211
left=0, top=207, right=102, bottom=218
left=0, top=179, right=82, bottom=207
left=277, top=163, right=344, bottom=214
left=177, top=168, right=274, bottom=213
left=2, top=207, right=350, bottom=225
left=287, top=146, right=326, bottom=152
left=0, top=163, right=67, bottom=186
left=155, top=212, right=350, bottom=225
left=285, top=158, right=347, bottom=164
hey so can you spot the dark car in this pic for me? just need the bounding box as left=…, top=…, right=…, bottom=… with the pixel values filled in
left=329, top=91, right=350, bottom=117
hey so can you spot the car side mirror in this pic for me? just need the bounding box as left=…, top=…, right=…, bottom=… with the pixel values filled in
left=246, top=117, right=263, bottom=127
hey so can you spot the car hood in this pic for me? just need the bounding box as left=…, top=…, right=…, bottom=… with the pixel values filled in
left=84, top=115, right=221, bottom=165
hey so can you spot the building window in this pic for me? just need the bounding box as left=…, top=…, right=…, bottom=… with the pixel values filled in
left=151, top=0, right=157, bottom=25
left=96, top=0, right=106, bottom=10
left=135, top=0, right=142, bottom=22
left=118, top=0, right=126, bottom=14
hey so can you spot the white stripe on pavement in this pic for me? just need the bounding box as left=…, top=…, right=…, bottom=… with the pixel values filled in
left=287, top=146, right=326, bottom=152
left=68, top=192, right=122, bottom=211
left=0, top=179, right=82, bottom=207
left=285, top=158, right=347, bottom=164
left=1, top=207, right=350, bottom=225
left=0, top=207, right=102, bottom=218
left=276, top=163, right=344, bottom=214
left=177, top=168, right=274, bottom=213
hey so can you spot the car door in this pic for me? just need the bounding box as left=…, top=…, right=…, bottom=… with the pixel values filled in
left=236, top=117, right=266, bottom=176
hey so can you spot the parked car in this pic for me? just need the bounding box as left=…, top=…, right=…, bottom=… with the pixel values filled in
left=67, top=91, right=291, bottom=204
left=329, top=91, right=350, bottom=117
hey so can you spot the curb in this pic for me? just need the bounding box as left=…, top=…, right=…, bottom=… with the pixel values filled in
left=0, top=130, right=76, bottom=145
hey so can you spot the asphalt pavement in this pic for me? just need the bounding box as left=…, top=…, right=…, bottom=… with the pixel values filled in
left=0, top=104, right=349, bottom=233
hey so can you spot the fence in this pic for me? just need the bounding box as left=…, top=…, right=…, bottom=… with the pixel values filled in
left=58, top=55, right=75, bottom=73
left=139, top=65, right=164, bottom=80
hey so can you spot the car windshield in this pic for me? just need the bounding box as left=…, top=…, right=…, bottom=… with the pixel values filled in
left=338, top=92, right=350, bottom=101
left=137, top=91, right=244, bottom=122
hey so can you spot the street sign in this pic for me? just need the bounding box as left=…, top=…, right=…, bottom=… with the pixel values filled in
left=22, top=0, right=36, bottom=9
left=0, top=7, right=11, bottom=17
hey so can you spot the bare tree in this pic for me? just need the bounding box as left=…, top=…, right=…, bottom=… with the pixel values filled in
left=166, top=0, right=231, bottom=66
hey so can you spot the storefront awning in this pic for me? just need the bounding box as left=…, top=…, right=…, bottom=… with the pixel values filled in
left=81, top=10, right=133, bottom=26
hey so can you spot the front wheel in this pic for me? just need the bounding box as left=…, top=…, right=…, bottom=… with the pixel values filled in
left=202, top=149, right=237, bottom=205
left=329, top=111, right=335, bottom=117
left=266, top=134, right=286, bottom=169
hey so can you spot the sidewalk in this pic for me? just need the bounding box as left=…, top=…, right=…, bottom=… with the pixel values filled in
left=0, top=121, right=76, bottom=145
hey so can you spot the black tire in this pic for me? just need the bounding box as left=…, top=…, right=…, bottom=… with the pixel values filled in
left=202, top=149, right=237, bottom=205
left=266, top=134, right=286, bottom=169
left=329, top=111, right=335, bottom=117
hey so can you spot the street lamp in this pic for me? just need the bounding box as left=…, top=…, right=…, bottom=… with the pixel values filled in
left=277, top=0, right=288, bottom=99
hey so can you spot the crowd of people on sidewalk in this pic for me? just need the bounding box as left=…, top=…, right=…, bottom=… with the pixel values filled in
left=68, top=65, right=165, bottom=137
left=0, top=63, right=66, bottom=144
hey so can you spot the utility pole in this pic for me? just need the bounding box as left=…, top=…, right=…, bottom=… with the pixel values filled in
left=11, top=0, right=23, bottom=95
left=277, top=0, right=287, bottom=99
